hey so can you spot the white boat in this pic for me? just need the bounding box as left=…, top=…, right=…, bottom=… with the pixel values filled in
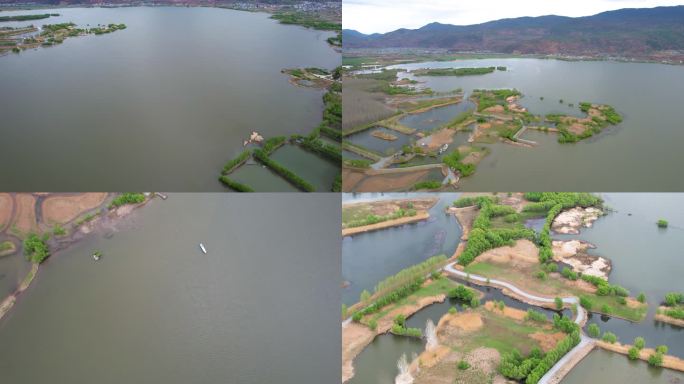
left=199, top=243, right=207, bottom=254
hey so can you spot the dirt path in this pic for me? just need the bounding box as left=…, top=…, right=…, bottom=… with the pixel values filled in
left=342, top=211, right=430, bottom=236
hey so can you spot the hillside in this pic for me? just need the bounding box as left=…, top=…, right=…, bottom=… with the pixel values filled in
left=343, top=6, right=684, bottom=60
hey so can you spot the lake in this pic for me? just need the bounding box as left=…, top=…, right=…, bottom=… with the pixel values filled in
left=0, top=7, right=339, bottom=191
left=0, top=193, right=341, bottom=383
left=386, top=59, right=684, bottom=191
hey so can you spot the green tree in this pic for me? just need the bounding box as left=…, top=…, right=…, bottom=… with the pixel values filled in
left=656, top=345, right=668, bottom=355
left=341, top=304, right=347, bottom=318
left=657, top=219, right=668, bottom=228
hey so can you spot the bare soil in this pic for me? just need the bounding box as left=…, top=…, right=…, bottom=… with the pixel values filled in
left=11, top=194, right=37, bottom=234
left=41, top=193, right=108, bottom=225
left=0, top=193, right=12, bottom=231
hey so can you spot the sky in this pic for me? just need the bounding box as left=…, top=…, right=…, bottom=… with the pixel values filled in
left=344, top=0, right=684, bottom=34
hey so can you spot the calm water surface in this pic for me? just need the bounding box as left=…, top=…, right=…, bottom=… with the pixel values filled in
left=0, top=7, right=339, bottom=191
left=388, top=59, right=684, bottom=191
left=0, top=194, right=340, bottom=383
left=342, top=192, right=461, bottom=306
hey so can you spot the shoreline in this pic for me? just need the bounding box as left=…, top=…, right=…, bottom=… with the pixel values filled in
left=342, top=211, right=430, bottom=236
left=596, top=340, right=684, bottom=372
left=0, top=194, right=155, bottom=323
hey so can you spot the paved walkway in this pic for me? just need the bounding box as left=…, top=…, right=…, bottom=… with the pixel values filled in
left=443, top=262, right=593, bottom=384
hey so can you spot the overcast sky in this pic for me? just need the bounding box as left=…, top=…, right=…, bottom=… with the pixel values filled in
left=344, top=0, right=684, bottom=34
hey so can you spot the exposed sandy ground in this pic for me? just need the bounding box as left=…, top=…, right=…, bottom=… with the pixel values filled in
left=343, top=197, right=438, bottom=218
left=421, top=128, right=455, bottom=151
left=342, top=211, right=430, bottom=236
left=655, top=306, right=684, bottom=327
left=483, top=300, right=527, bottom=321
left=342, top=167, right=440, bottom=192
left=0, top=193, right=12, bottom=231
left=596, top=341, right=684, bottom=372
left=413, top=347, right=505, bottom=384
left=484, top=105, right=505, bottom=114
left=530, top=331, right=567, bottom=352
left=342, top=290, right=448, bottom=383
left=438, top=311, right=484, bottom=333
left=552, top=207, right=603, bottom=234
left=42, top=193, right=108, bottom=225
left=447, top=205, right=478, bottom=240
left=11, top=194, right=37, bottom=234
left=460, top=150, right=484, bottom=165
left=342, top=322, right=376, bottom=383
left=371, top=130, right=398, bottom=141
left=378, top=294, right=447, bottom=333
left=552, top=240, right=611, bottom=279
left=476, top=239, right=540, bottom=266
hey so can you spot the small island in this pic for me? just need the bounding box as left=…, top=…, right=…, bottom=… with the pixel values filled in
left=1, top=22, right=127, bottom=55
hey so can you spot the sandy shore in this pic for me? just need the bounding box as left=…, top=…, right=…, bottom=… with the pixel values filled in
left=0, top=193, right=155, bottom=322
left=342, top=286, right=448, bottom=383
left=655, top=307, right=684, bottom=327
left=596, top=340, right=684, bottom=372
left=342, top=211, right=430, bottom=236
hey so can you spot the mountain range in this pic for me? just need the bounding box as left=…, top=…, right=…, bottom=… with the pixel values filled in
left=343, top=6, right=684, bottom=58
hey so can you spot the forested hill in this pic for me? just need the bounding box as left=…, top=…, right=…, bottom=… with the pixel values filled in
left=343, top=6, right=684, bottom=59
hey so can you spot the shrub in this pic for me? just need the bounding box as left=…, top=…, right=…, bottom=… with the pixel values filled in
left=602, top=332, right=617, bottom=344
left=634, top=337, right=645, bottom=350
left=526, top=309, right=547, bottom=322
left=601, top=304, right=612, bottom=314
left=579, top=296, right=593, bottom=310
left=648, top=352, right=664, bottom=367
left=561, top=267, right=578, bottom=280
left=656, top=345, right=668, bottom=355
left=555, top=297, right=563, bottom=310
left=657, top=219, right=668, bottom=228
left=457, top=360, right=470, bottom=370
left=411, top=180, right=442, bottom=191
left=470, top=297, right=480, bottom=308
left=448, top=306, right=457, bottom=314
left=368, top=319, right=377, bottom=330
left=109, top=193, right=145, bottom=208
left=637, top=292, right=646, bottom=303
left=664, top=292, right=683, bottom=307
left=628, top=347, right=639, bottom=360
left=534, top=271, right=547, bottom=280
left=587, top=323, right=600, bottom=338
left=448, top=285, right=475, bottom=302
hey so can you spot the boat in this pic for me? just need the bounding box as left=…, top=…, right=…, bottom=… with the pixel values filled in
left=92, top=251, right=102, bottom=261
left=199, top=243, right=207, bottom=254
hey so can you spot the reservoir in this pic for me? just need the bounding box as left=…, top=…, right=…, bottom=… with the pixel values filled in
left=0, top=7, right=339, bottom=191
left=0, top=194, right=341, bottom=383
left=387, top=59, right=684, bottom=191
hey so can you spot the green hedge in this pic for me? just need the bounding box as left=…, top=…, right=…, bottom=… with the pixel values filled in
left=218, top=176, right=254, bottom=192
left=222, top=150, right=251, bottom=174
left=253, top=149, right=315, bottom=192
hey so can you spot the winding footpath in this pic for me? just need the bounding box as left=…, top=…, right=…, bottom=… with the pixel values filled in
left=443, top=262, right=594, bottom=384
